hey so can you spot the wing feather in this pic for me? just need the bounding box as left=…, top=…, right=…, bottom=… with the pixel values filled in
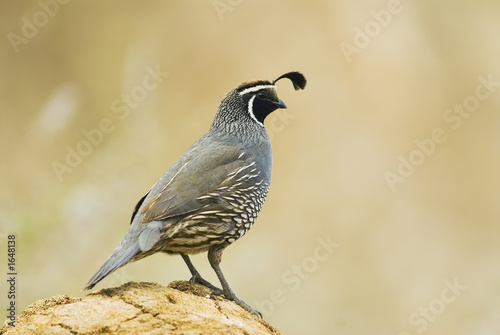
left=138, top=143, right=245, bottom=223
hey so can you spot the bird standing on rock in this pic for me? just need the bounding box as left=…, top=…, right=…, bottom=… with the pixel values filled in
left=85, top=71, right=307, bottom=316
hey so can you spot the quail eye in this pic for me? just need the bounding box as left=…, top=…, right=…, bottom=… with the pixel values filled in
left=257, top=91, right=267, bottom=99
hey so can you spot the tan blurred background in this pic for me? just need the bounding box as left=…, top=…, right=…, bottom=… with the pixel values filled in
left=1, top=0, right=500, bottom=334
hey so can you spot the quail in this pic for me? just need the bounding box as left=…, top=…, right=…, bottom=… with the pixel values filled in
left=84, top=71, right=307, bottom=316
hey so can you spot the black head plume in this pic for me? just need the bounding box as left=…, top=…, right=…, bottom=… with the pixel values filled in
left=273, top=71, right=307, bottom=90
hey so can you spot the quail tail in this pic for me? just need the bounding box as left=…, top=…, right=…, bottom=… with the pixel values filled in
left=84, top=240, right=141, bottom=290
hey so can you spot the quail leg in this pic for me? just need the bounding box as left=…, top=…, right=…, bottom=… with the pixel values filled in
left=180, top=253, right=220, bottom=292
left=208, top=246, right=262, bottom=318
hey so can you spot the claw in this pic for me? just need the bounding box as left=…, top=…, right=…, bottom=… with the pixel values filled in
left=219, top=289, right=262, bottom=318
left=209, top=287, right=225, bottom=298
left=189, top=273, right=220, bottom=291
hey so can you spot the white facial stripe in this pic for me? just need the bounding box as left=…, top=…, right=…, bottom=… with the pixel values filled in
left=238, top=85, right=276, bottom=96
left=247, top=95, right=264, bottom=127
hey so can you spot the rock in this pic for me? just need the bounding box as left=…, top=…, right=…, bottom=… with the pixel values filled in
left=0, top=281, right=280, bottom=335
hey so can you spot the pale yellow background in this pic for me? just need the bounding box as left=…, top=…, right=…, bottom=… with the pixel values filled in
left=1, top=1, right=499, bottom=334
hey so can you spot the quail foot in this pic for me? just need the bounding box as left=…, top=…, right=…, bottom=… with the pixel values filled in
left=85, top=71, right=307, bottom=317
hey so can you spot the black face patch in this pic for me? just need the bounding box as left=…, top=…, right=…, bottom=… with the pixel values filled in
left=255, top=88, right=278, bottom=102
left=243, top=87, right=285, bottom=125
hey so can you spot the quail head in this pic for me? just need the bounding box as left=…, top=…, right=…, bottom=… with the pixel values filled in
left=85, top=71, right=307, bottom=316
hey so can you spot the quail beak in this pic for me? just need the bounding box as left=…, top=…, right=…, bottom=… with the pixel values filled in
left=273, top=99, right=287, bottom=109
